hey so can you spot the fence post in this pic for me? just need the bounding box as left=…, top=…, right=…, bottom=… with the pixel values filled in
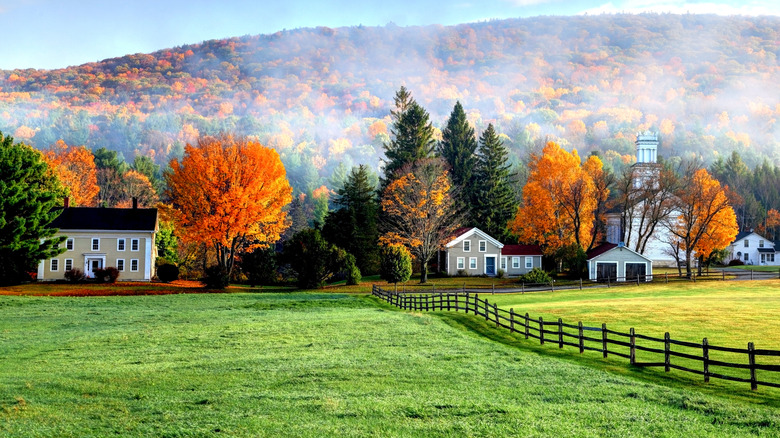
left=475, top=294, right=479, bottom=316
left=539, top=316, right=545, bottom=345
left=602, top=323, right=608, bottom=358
left=629, top=328, right=636, bottom=365
left=463, top=282, right=466, bottom=293
left=748, top=342, right=757, bottom=391
left=494, top=302, right=499, bottom=327
left=579, top=278, right=582, bottom=290
left=636, top=276, right=640, bottom=286
left=521, top=282, right=525, bottom=294
left=483, top=298, right=489, bottom=322
left=432, top=283, right=436, bottom=293
left=551, top=280, right=555, bottom=292
left=558, top=318, right=564, bottom=349
left=703, top=338, right=710, bottom=383
left=492, top=283, right=495, bottom=295
left=524, top=313, right=530, bottom=340
left=607, top=276, right=610, bottom=288
left=751, top=270, right=754, bottom=281
left=510, top=308, right=515, bottom=333
left=664, top=332, right=671, bottom=372
left=578, top=321, right=584, bottom=353
left=665, top=272, right=668, bottom=283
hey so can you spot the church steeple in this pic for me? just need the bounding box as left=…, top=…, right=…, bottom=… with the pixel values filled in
left=635, top=131, right=658, bottom=164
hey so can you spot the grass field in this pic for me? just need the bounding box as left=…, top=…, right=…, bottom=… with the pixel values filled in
left=2, top=290, right=780, bottom=436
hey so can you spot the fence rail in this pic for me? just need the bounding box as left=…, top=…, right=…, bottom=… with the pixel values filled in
left=372, top=285, right=780, bottom=391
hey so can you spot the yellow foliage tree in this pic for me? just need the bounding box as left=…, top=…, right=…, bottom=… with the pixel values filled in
left=166, top=134, right=292, bottom=276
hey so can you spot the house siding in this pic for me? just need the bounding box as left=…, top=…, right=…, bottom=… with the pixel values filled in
left=504, top=255, right=542, bottom=276
left=447, top=238, right=502, bottom=276
left=588, top=246, right=652, bottom=281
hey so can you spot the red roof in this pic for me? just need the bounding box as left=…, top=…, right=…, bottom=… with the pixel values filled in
left=502, top=244, right=542, bottom=256
left=452, top=227, right=474, bottom=238
left=586, top=243, right=618, bottom=259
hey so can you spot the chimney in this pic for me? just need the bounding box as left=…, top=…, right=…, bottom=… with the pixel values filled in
left=132, top=197, right=138, bottom=209
left=64, top=196, right=70, bottom=208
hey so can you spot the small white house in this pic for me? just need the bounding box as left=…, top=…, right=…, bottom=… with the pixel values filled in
left=587, top=242, right=653, bottom=282
left=442, top=227, right=543, bottom=277
left=728, top=231, right=779, bottom=266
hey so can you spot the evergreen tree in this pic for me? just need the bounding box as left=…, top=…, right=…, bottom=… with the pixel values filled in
left=0, top=131, right=67, bottom=285
left=322, top=165, right=380, bottom=274
left=438, top=101, right=477, bottom=189
left=382, top=87, right=435, bottom=186
left=471, top=124, right=517, bottom=241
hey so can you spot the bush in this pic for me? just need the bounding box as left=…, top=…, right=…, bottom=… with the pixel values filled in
left=496, top=269, right=505, bottom=279
left=93, top=267, right=120, bottom=283
left=204, top=265, right=230, bottom=289
left=519, top=268, right=551, bottom=285
left=346, top=257, right=361, bottom=285
left=157, top=264, right=180, bottom=282
left=380, top=244, right=412, bottom=284
left=456, top=269, right=468, bottom=277
left=728, top=259, right=745, bottom=266
left=64, top=268, right=86, bottom=283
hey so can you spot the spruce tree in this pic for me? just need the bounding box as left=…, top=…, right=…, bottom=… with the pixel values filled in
left=438, top=101, right=477, bottom=189
left=382, top=87, right=435, bottom=186
left=472, top=124, right=517, bottom=241
left=0, top=131, right=67, bottom=285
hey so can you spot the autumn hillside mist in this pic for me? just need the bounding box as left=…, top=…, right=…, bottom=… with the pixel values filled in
left=1, top=14, right=779, bottom=193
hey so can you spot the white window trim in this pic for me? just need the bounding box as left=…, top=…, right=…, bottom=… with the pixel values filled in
left=50, top=259, right=59, bottom=272
left=66, top=238, right=74, bottom=251
left=759, top=240, right=764, bottom=248
left=744, top=240, right=749, bottom=247
left=478, top=240, right=487, bottom=252
left=469, top=257, right=477, bottom=270
left=117, top=259, right=125, bottom=272
left=64, top=258, right=73, bottom=271
left=91, top=238, right=100, bottom=251
left=525, top=256, right=533, bottom=269
left=512, top=257, right=520, bottom=269
left=500, top=257, right=507, bottom=270
left=463, top=240, right=471, bottom=252
left=131, top=238, right=140, bottom=252
left=456, top=257, right=465, bottom=270
left=117, top=238, right=126, bottom=251
left=131, top=259, right=139, bottom=272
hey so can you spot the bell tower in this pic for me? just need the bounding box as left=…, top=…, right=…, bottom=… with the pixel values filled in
left=633, top=131, right=661, bottom=188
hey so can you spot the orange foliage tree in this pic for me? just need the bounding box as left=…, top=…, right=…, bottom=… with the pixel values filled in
left=667, top=167, right=738, bottom=277
left=380, top=158, right=460, bottom=283
left=509, top=142, right=602, bottom=259
left=118, top=170, right=158, bottom=208
left=166, top=134, right=292, bottom=276
left=43, top=140, right=99, bottom=206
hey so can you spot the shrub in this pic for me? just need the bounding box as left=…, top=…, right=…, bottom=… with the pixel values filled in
left=496, top=269, right=505, bottom=279
left=280, top=229, right=352, bottom=289
left=157, top=264, right=180, bottom=282
left=93, top=267, right=120, bottom=283
left=519, top=268, right=551, bottom=285
left=204, top=265, right=230, bottom=289
left=380, top=244, right=412, bottom=284
left=456, top=269, right=468, bottom=277
left=728, top=259, right=745, bottom=266
left=64, top=268, right=86, bottom=283
left=346, top=256, right=361, bottom=285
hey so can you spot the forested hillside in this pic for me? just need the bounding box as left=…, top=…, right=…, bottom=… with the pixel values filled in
left=1, top=14, right=779, bottom=194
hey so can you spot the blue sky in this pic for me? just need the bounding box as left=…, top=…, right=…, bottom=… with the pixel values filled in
left=1, top=0, right=778, bottom=70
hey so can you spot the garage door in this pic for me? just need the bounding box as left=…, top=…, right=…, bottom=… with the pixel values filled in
left=626, top=263, right=647, bottom=281
left=596, top=263, right=617, bottom=282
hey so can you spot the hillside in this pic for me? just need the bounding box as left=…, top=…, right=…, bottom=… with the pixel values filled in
left=1, top=14, right=779, bottom=193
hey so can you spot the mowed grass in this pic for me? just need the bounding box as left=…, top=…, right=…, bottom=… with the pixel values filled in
left=480, top=280, right=780, bottom=391
left=2, top=292, right=780, bottom=437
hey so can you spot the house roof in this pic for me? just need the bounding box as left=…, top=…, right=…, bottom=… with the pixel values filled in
left=445, top=227, right=504, bottom=249
left=586, top=242, right=653, bottom=263
left=51, top=207, right=158, bottom=231
left=732, top=230, right=768, bottom=244
left=502, top=244, right=542, bottom=256
left=757, top=247, right=776, bottom=254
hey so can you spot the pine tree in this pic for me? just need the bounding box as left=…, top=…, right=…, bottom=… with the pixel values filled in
left=382, top=87, right=435, bottom=186
left=0, top=131, right=67, bottom=285
left=438, top=101, right=477, bottom=189
left=472, top=124, right=517, bottom=241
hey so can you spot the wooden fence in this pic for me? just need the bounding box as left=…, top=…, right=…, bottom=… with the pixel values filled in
left=372, top=285, right=780, bottom=391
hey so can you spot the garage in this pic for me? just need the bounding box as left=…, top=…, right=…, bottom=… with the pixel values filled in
left=587, top=243, right=653, bottom=282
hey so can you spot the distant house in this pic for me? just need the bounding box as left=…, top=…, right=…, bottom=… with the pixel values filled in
left=442, top=227, right=542, bottom=277
left=728, top=231, right=779, bottom=266
left=37, top=199, right=159, bottom=281
left=586, top=242, right=653, bottom=282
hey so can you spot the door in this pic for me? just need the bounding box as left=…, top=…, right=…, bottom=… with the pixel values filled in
left=485, top=257, right=496, bottom=276
left=625, top=263, right=647, bottom=281
left=85, top=258, right=103, bottom=278
left=596, top=263, right=617, bottom=282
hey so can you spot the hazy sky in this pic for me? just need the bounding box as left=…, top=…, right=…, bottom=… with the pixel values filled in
left=1, top=0, right=778, bottom=70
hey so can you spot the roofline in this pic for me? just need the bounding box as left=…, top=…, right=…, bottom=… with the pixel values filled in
left=55, top=229, right=157, bottom=233
left=587, top=244, right=653, bottom=263
left=445, top=227, right=504, bottom=249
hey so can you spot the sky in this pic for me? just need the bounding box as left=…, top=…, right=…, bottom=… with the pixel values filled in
left=1, top=0, right=779, bottom=70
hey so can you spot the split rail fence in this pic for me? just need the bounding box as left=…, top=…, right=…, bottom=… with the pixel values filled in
left=372, top=285, right=780, bottom=391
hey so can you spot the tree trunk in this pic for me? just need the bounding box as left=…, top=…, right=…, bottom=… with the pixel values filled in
left=420, top=261, right=428, bottom=283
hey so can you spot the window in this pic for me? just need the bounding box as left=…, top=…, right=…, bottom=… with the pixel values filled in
left=744, top=253, right=749, bottom=262
left=479, top=240, right=486, bottom=252
left=525, top=257, right=533, bottom=269
left=456, top=257, right=465, bottom=270
left=500, top=257, right=507, bottom=270
left=131, top=239, right=140, bottom=251
left=117, top=238, right=126, bottom=251
left=744, top=239, right=749, bottom=247
left=512, top=257, right=520, bottom=269
left=50, top=259, right=59, bottom=271
left=117, top=259, right=125, bottom=272
left=469, top=257, right=477, bottom=270
left=66, top=238, right=74, bottom=251
left=131, top=259, right=139, bottom=272
left=91, top=238, right=100, bottom=251
left=759, top=240, right=765, bottom=248
left=769, top=254, right=776, bottom=263
left=463, top=240, right=471, bottom=252
left=64, top=259, right=73, bottom=271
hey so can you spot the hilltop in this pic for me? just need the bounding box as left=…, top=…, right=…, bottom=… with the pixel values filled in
left=1, top=14, right=779, bottom=192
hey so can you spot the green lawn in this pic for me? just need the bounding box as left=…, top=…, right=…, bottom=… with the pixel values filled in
left=2, top=291, right=780, bottom=436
